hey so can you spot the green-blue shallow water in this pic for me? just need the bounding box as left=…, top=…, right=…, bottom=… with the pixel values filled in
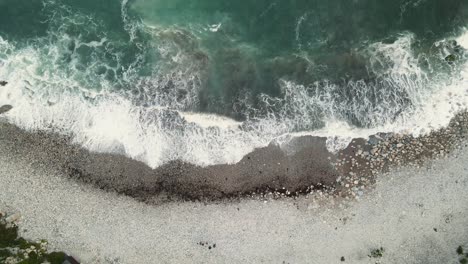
left=0, top=0, right=467, bottom=166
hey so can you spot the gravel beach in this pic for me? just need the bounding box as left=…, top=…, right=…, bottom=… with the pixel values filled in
left=0, top=117, right=468, bottom=263
left=2, top=110, right=468, bottom=202
left=0, top=111, right=468, bottom=262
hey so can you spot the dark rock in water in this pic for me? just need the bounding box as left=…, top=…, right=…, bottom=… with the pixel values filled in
left=445, top=54, right=457, bottom=64
left=0, top=105, right=13, bottom=115
left=0, top=81, right=7, bottom=86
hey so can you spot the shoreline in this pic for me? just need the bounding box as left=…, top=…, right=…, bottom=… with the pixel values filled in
left=1, top=127, right=467, bottom=263
left=1, top=110, right=467, bottom=202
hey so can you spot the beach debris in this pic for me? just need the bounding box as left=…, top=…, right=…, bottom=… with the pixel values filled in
left=0, top=105, right=13, bottom=114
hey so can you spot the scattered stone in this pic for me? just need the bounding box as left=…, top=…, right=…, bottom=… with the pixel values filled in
left=5, top=212, right=20, bottom=223
left=198, top=241, right=216, bottom=251
left=457, top=246, right=464, bottom=255
left=445, top=214, right=453, bottom=224
left=369, top=247, right=385, bottom=258
left=340, top=256, right=345, bottom=262
left=457, top=246, right=468, bottom=264
left=0, top=105, right=13, bottom=115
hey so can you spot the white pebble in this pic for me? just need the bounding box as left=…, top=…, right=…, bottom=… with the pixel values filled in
left=5, top=212, right=21, bottom=223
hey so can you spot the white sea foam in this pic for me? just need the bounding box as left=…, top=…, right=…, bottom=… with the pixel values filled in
left=0, top=26, right=467, bottom=167
left=179, top=112, right=242, bottom=129
left=0, top=34, right=268, bottom=167
left=458, top=28, right=468, bottom=49
left=273, top=31, right=468, bottom=150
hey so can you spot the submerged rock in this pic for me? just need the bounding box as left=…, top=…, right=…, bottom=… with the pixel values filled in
left=445, top=54, right=457, bottom=64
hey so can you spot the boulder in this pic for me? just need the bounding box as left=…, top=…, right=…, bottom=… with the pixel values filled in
left=0, top=105, right=13, bottom=115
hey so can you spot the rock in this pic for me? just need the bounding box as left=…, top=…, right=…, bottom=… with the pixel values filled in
left=0, top=105, right=13, bottom=114
left=0, top=81, right=7, bottom=86
left=445, top=54, right=457, bottom=64
left=5, top=212, right=21, bottom=223
left=63, top=256, right=80, bottom=264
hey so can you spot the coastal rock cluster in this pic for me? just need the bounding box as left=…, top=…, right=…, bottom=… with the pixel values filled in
left=332, top=111, right=468, bottom=199
left=237, top=111, right=468, bottom=202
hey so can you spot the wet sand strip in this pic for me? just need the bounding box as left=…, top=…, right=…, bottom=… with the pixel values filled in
left=1, top=111, right=467, bottom=202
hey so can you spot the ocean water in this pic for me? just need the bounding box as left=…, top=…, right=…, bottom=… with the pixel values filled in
left=0, top=0, right=467, bottom=167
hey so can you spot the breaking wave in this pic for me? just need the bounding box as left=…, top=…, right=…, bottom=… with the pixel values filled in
left=0, top=0, right=467, bottom=167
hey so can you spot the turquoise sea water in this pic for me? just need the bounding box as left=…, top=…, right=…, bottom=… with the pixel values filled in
left=0, top=0, right=467, bottom=166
